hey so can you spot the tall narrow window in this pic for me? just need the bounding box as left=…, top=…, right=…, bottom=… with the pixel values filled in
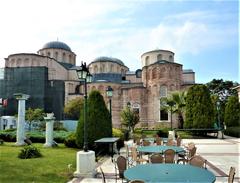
left=169, top=55, right=173, bottom=62
left=159, top=86, right=168, bottom=121
left=145, top=56, right=149, bottom=66
left=157, top=54, right=162, bottom=61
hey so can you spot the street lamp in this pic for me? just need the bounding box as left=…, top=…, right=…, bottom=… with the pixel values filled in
left=216, top=101, right=221, bottom=129
left=106, top=86, right=113, bottom=123
left=76, top=62, right=92, bottom=152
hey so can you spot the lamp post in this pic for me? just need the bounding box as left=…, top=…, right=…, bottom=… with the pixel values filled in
left=76, top=62, right=92, bottom=152
left=106, top=86, right=113, bottom=125
left=216, top=101, right=221, bottom=129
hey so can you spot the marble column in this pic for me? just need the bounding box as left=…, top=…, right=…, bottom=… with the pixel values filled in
left=44, top=113, right=55, bottom=147
left=14, top=93, right=30, bottom=146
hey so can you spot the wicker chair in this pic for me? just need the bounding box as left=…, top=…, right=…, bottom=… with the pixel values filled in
left=155, top=137, right=162, bottom=145
left=176, top=136, right=182, bottom=146
left=177, top=146, right=197, bottom=164
left=150, top=153, right=163, bottom=163
left=115, top=155, right=127, bottom=182
left=189, top=155, right=207, bottom=169
left=228, top=167, right=236, bottom=183
left=99, top=167, right=106, bottom=183
left=166, top=139, right=175, bottom=146
left=142, top=140, right=151, bottom=146
left=164, top=149, right=175, bottom=163
left=131, top=146, right=148, bottom=165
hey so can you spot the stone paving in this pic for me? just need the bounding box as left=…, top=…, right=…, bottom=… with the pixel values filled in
left=69, top=135, right=240, bottom=183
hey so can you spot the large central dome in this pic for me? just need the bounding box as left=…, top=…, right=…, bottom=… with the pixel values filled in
left=42, top=41, right=72, bottom=52
left=93, top=56, right=125, bottom=66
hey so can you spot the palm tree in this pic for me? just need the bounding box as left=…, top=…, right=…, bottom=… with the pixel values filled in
left=161, top=91, right=186, bottom=129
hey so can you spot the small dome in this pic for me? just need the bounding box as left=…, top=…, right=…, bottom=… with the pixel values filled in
left=92, top=56, right=124, bottom=66
left=42, top=41, right=72, bottom=52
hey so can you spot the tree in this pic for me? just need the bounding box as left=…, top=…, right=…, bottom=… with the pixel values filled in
left=206, top=79, right=238, bottom=101
left=25, top=108, right=45, bottom=131
left=161, top=91, right=186, bottom=129
left=64, top=97, right=83, bottom=120
left=206, top=79, right=239, bottom=125
left=224, top=95, right=240, bottom=127
left=76, top=90, right=112, bottom=149
left=184, top=85, right=215, bottom=129
left=120, top=107, right=139, bottom=133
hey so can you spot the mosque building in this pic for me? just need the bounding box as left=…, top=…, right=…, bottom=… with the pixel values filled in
left=0, top=41, right=195, bottom=128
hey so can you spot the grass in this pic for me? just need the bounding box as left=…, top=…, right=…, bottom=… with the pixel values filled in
left=0, top=143, right=78, bottom=183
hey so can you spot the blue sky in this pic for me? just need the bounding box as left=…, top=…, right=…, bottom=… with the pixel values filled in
left=0, top=0, right=238, bottom=83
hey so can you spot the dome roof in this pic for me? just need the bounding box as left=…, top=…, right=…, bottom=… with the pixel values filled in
left=42, top=41, right=72, bottom=52
left=92, top=56, right=124, bottom=66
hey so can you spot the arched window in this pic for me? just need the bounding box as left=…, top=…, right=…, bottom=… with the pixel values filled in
left=55, top=52, right=58, bottom=60
left=63, top=52, right=66, bottom=61
left=110, top=64, right=114, bottom=72
left=169, top=55, right=173, bottom=62
left=160, top=85, right=167, bottom=97
left=157, top=54, right=162, bottom=61
left=47, top=52, right=51, bottom=57
left=102, top=64, right=105, bottom=72
left=94, top=65, right=98, bottom=73
left=145, top=56, right=149, bottom=66
left=152, top=68, right=157, bottom=79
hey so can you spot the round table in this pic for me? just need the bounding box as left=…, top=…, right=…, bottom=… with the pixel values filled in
left=124, top=164, right=216, bottom=183
left=137, top=145, right=185, bottom=154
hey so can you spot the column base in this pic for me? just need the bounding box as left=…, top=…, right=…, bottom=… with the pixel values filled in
left=15, top=141, right=26, bottom=146
left=74, top=150, right=96, bottom=178
left=44, top=143, right=53, bottom=147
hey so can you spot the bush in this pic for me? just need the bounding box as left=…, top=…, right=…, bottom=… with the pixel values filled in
left=112, top=128, right=124, bottom=149
left=157, top=128, right=169, bottom=137
left=64, top=132, right=77, bottom=148
left=224, top=126, right=240, bottom=138
left=18, top=145, right=42, bottom=159
left=0, top=130, right=16, bottom=142
left=224, top=96, right=240, bottom=127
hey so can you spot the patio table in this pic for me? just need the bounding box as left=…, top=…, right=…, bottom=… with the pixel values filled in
left=124, top=164, right=216, bottom=183
left=94, top=137, right=119, bottom=162
left=137, top=145, right=185, bottom=154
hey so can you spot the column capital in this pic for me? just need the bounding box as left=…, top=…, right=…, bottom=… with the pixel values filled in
left=13, top=93, right=30, bottom=100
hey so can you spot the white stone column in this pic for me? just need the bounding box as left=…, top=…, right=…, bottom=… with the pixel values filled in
left=74, top=150, right=96, bottom=178
left=14, top=93, right=29, bottom=146
left=44, top=113, right=55, bottom=147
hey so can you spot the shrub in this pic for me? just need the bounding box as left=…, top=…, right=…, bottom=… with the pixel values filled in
left=224, top=95, right=240, bottom=127
left=64, top=132, right=77, bottom=148
left=157, top=128, right=169, bottom=137
left=112, top=128, right=124, bottom=149
left=18, top=145, right=42, bottom=159
left=0, top=130, right=16, bottom=142
left=224, top=126, right=240, bottom=138
left=76, top=90, right=112, bottom=149
left=185, top=85, right=214, bottom=128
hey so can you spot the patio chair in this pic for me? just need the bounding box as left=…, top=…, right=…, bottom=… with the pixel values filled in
left=129, top=180, right=145, bottom=183
left=176, top=136, right=182, bottom=146
left=150, top=153, right=163, bottom=163
left=142, top=140, right=151, bottom=146
left=164, top=149, right=175, bottom=163
left=99, top=167, right=106, bottom=183
left=189, top=155, right=207, bottom=169
left=228, top=167, right=236, bottom=183
left=131, top=146, right=149, bottom=165
left=155, top=137, right=162, bottom=145
left=177, top=146, right=197, bottom=164
left=115, top=155, right=127, bottom=183
left=166, top=139, right=175, bottom=146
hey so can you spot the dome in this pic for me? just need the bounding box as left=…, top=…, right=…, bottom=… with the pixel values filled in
left=42, top=41, right=72, bottom=52
left=92, top=56, right=124, bottom=66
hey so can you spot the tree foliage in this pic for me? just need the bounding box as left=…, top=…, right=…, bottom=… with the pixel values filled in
left=161, top=91, right=186, bottom=129
left=64, top=97, right=83, bottom=120
left=184, top=85, right=215, bottom=129
left=76, top=90, right=112, bottom=149
left=224, top=95, right=240, bottom=127
left=25, top=108, right=45, bottom=131
left=206, top=79, right=238, bottom=102
left=120, top=107, right=139, bottom=133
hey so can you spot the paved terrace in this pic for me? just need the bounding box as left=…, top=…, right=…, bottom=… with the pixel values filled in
left=69, top=136, right=240, bottom=183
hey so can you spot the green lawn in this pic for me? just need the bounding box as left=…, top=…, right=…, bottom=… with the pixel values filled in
left=0, top=143, right=78, bottom=183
